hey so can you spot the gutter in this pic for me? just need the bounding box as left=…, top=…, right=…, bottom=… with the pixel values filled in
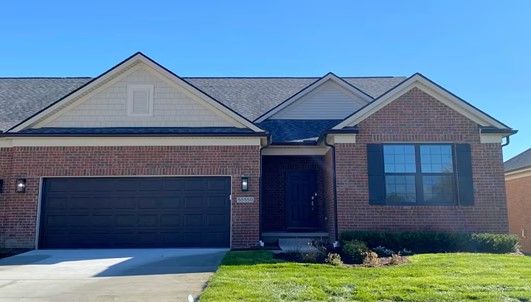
left=478, top=126, right=518, bottom=147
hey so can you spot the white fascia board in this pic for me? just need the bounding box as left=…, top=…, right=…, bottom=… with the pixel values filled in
left=254, top=73, right=373, bottom=123
left=333, top=74, right=510, bottom=130
left=0, top=136, right=263, bottom=148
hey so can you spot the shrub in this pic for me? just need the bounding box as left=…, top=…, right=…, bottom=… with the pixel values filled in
left=325, top=253, right=343, bottom=266
left=470, top=233, right=520, bottom=253
left=340, top=231, right=519, bottom=254
left=373, top=246, right=394, bottom=257
left=341, top=240, right=368, bottom=264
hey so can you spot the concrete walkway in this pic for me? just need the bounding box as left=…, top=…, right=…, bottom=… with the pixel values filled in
left=0, top=248, right=227, bottom=302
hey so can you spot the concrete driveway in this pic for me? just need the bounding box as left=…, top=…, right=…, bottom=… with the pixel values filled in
left=0, top=248, right=227, bottom=302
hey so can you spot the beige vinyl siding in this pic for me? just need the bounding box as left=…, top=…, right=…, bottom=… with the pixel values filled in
left=40, top=67, right=237, bottom=128
left=270, top=80, right=369, bottom=120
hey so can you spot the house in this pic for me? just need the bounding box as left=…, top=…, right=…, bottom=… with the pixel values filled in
left=0, top=52, right=516, bottom=249
left=505, top=149, right=531, bottom=253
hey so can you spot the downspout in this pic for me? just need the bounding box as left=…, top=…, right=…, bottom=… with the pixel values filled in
left=502, top=135, right=510, bottom=147
left=324, top=135, right=339, bottom=243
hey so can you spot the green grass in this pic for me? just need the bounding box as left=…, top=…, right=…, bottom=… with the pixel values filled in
left=200, top=251, right=531, bottom=302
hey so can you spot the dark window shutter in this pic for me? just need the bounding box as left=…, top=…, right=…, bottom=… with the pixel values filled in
left=367, top=144, right=385, bottom=204
left=455, top=144, right=474, bottom=206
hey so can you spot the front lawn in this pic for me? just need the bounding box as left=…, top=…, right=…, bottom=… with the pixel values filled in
left=200, top=251, right=531, bottom=301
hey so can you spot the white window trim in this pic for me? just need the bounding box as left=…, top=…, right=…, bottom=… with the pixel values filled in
left=127, top=84, right=154, bottom=116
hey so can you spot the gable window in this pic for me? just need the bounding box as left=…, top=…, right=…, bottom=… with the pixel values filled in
left=127, top=85, right=153, bottom=116
left=378, top=144, right=457, bottom=205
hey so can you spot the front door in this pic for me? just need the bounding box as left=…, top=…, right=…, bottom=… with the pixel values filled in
left=286, top=170, right=318, bottom=230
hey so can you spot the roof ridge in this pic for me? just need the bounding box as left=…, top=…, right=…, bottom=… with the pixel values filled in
left=182, top=76, right=405, bottom=79
left=0, top=76, right=407, bottom=80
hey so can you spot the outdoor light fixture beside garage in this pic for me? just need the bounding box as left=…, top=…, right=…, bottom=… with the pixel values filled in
left=241, top=176, right=249, bottom=191
left=16, top=178, right=26, bottom=193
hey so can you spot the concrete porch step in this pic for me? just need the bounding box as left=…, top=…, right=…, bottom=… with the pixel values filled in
left=278, top=238, right=319, bottom=252
left=262, top=232, right=329, bottom=249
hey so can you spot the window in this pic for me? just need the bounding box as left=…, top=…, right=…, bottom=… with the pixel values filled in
left=127, top=85, right=153, bottom=116
left=383, top=144, right=456, bottom=204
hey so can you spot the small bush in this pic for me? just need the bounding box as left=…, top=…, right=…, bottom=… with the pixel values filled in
left=389, top=253, right=409, bottom=265
left=325, top=253, right=343, bottom=266
left=470, top=233, right=520, bottom=253
left=362, top=251, right=379, bottom=267
left=341, top=240, right=368, bottom=264
left=373, top=246, right=394, bottom=257
left=340, top=231, right=519, bottom=254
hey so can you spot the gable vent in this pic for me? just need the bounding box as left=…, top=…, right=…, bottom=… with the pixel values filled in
left=127, top=84, right=153, bottom=116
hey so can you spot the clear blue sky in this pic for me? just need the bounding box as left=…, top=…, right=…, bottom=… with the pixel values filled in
left=1, top=1, right=529, bottom=159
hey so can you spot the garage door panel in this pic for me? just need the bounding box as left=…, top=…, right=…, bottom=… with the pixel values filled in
left=91, top=215, right=114, bottom=227
left=160, top=214, right=183, bottom=226
left=40, top=177, right=231, bottom=248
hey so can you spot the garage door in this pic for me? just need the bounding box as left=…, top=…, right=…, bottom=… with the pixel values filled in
left=39, top=177, right=231, bottom=248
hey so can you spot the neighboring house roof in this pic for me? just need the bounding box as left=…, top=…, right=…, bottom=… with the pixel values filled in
left=0, top=76, right=405, bottom=132
left=504, top=148, right=531, bottom=173
left=258, top=119, right=343, bottom=144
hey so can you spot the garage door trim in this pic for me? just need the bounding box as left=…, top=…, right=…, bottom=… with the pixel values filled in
left=36, top=175, right=233, bottom=249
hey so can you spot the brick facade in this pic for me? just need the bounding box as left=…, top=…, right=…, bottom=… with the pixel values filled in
left=506, top=174, right=531, bottom=253
left=335, top=87, right=509, bottom=235
left=0, top=145, right=261, bottom=249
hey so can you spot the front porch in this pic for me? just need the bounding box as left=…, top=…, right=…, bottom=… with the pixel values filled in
left=261, top=154, right=336, bottom=244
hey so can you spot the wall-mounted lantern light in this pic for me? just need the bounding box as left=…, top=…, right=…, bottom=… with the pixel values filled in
left=16, top=178, right=26, bottom=193
left=241, top=176, right=249, bottom=192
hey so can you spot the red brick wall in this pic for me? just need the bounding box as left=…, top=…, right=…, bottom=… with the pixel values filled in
left=506, top=174, right=531, bottom=253
left=0, top=145, right=261, bottom=249
left=261, top=156, right=328, bottom=231
left=335, top=87, right=509, bottom=235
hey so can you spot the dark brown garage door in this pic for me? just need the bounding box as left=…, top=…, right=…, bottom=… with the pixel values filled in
left=39, top=177, right=231, bottom=248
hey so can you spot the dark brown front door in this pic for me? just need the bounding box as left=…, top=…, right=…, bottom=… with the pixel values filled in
left=285, top=170, right=318, bottom=230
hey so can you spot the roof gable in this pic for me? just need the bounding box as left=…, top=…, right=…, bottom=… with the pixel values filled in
left=254, top=73, right=373, bottom=122
left=34, top=65, right=241, bottom=129
left=8, top=52, right=263, bottom=132
left=333, top=73, right=512, bottom=131
left=268, top=79, right=371, bottom=120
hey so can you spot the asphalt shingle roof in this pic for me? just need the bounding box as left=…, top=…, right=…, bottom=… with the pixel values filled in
left=258, top=119, right=343, bottom=144
left=0, top=78, right=91, bottom=131
left=504, top=148, right=531, bottom=172
left=0, top=76, right=406, bottom=132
